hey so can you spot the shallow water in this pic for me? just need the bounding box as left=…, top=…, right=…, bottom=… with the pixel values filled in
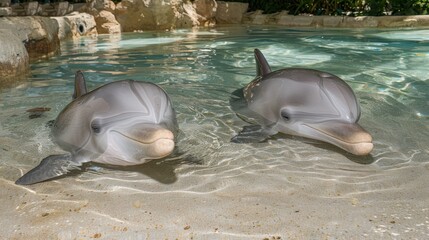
left=1, top=26, right=428, bottom=239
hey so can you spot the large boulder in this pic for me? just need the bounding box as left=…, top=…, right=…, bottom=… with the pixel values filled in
left=114, top=0, right=217, bottom=31
left=80, top=0, right=115, bottom=14
left=0, top=29, right=29, bottom=81
left=0, top=16, right=59, bottom=59
left=94, top=10, right=121, bottom=34
left=216, top=1, right=248, bottom=24
left=115, top=0, right=188, bottom=31
left=52, top=12, right=98, bottom=40
left=0, top=0, right=10, bottom=7
left=193, top=0, right=217, bottom=26
left=79, top=0, right=120, bottom=34
left=0, top=7, right=12, bottom=17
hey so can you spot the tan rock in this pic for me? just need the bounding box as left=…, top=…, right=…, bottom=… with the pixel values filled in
left=78, top=0, right=119, bottom=35
left=80, top=0, right=116, bottom=14
left=52, top=12, right=98, bottom=40
left=94, top=0, right=115, bottom=12
left=0, top=0, right=10, bottom=7
left=278, top=14, right=315, bottom=27
left=194, top=0, right=216, bottom=26
left=344, top=16, right=378, bottom=28
left=242, top=10, right=269, bottom=25
left=0, top=16, right=59, bottom=59
left=0, top=29, right=29, bottom=81
left=0, top=7, right=12, bottom=17
left=115, top=0, right=217, bottom=31
left=241, top=11, right=429, bottom=28
left=95, top=10, right=121, bottom=34
left=216, top=1, right=248, bottom=24
left=322, top=16, right=342, bottom=27
left=116, top=0, right=173, bottom=31
left=377, top=16, right=429, bottom=28
left=181, top=1, right=201, bottom=27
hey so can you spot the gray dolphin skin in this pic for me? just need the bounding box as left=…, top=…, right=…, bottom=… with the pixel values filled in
left=230, top=49, right=373, bottom=155
left=16, top=71, right=178, bottom=185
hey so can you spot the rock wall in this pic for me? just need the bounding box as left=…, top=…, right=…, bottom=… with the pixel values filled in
left=242, top=11, right=429, bottom=28
left=52, top=12, right=98, bottom=40
left=0, top=16, right=60, bottom=59
left=216, top=1, right=248, bottom=24
left=0, top=29, right=29, bottom=81
left=79, top=0, right=120, bottom=34
left=0, top=17, right=60, bottom=81
left=114, top=0, right=217, bottom=31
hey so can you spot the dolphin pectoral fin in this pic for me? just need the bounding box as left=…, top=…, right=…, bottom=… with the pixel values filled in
left=15, top=154, right=79, bottom=185
left=231, top=125, right=273, bottom=143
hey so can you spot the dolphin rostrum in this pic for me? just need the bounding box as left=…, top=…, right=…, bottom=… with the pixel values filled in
left=230, top=49, right=373, bottom=155
left=16, top=71, right=178, bottom=185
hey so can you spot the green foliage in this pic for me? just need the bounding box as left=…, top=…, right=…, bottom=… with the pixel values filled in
left=227, top=0, right=291, bottom=14
left=389, top=0, right=429, bottom=15
left=364, top=0, right=387, bottom=16
left=286, top=0, right=365, bottom=16
left=222, top=0, right=429, bottom=16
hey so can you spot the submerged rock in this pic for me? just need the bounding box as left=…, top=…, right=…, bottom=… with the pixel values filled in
left=26, top=107, right=51, bottom=119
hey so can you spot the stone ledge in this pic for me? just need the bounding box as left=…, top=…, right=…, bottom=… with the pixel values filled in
left=242, top=11, right=429, bottom=28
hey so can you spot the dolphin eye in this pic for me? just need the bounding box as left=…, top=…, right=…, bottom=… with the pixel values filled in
left=280, top=108, right=293, bottom=122
left=281, top=111, right=290, bottom=121
left=91, top=122, right=101, bottom=133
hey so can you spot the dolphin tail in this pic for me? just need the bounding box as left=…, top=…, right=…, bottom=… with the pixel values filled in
left=254, top=49, right=272, bottom=77
left=72, top=70, right=88, bottom=99
left=15, top=154, right=80, bottom=185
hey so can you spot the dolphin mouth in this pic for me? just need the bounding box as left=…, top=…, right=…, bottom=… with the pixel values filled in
left=112, top=126, right=176, bottom=161
left=302, top=121, right=373, bottom=155
left=119, top=127, right=175, bottom=145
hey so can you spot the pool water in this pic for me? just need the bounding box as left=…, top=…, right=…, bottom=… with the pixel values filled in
left=1, top=26, right=428, bottom=239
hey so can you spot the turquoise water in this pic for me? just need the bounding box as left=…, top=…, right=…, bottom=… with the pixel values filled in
left=1, top=26, right=428, bottom=238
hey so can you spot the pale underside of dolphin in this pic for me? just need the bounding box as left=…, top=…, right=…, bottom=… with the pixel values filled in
left=16, top=71, right=178, bottom=185
left=230, top=49, right=373, bottom=155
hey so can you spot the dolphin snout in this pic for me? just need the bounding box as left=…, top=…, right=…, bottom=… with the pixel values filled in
left=342, top=128, right=373, bottom=155
left=111, top=125, right=176, bottom=162
left=128, top=127, right=175, bottom=158
left=143, top=138, right=175, bottom=159
left=302, top=122, right=373, bottom=155
left=344, top=141, right=373, bottom=156
left=130, top=127, right=175, bottom=144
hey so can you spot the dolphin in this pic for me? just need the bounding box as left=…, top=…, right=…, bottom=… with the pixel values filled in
left=16, top=71, right=178, bottom=185
left=230, top=49, right=373, bottom=155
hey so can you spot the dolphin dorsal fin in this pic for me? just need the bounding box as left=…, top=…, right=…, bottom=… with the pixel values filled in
left=254, top=49, right=272, bottom=77
left=73, top=70, right=88, bottom=99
